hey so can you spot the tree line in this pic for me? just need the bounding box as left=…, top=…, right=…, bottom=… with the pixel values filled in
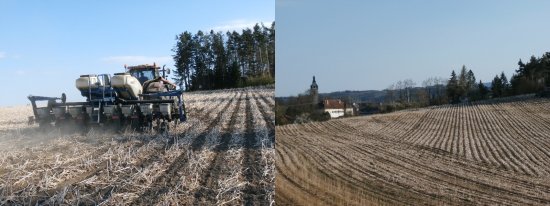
left=366, top=52, right=550, bottom=114
left=510, top=53, right=550, bottom=95
left=446, top=52, right=550, bottom=103
left=172, top=22, right=275, bottom=91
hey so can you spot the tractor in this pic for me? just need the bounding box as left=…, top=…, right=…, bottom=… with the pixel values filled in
left=28, top=63, right=186, bottom=134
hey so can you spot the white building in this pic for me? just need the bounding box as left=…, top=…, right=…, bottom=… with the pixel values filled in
left=323, top=99, right=353, bottom=118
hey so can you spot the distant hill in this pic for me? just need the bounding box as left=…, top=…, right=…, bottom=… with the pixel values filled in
left=276, top=82, right=492, bottom=104
left=319, top=90, right=386, bottom=103
left=276, top=90, right=387, bottom=104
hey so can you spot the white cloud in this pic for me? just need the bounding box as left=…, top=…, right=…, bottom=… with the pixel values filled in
left=101, top=55, right=173, bottom=66
left=209, top=19, right=273, bottom=32
left=0, top=52, right=6, bottom=59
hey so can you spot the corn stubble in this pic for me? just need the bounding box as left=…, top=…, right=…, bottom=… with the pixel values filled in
left=0, top=87, right=274, bottom=205
left=276, top=96, right=550, bottom=205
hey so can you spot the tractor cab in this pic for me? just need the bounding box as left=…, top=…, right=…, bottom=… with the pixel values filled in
left=126, top=64, right=160, bottom=85
left=125, top=63, right=176, bottom=101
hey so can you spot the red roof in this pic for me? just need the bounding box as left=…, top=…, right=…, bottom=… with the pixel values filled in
left=323, top=99, right=345, bottom=109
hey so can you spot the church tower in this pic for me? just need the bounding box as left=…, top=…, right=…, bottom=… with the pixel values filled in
left=310, top=76, right=319, bottom=105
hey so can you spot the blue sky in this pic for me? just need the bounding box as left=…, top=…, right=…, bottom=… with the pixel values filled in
left=0, top=0, right=274, bottom=106
left=276, top=0, right=550, bottom=97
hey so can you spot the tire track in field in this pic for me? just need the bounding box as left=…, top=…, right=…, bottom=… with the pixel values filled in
left=241, top=92, right=268, bottom=205
left=192, top=92, right=243, bottom=205
left=73, top=97, right=230, bottom=204
left=253, top=93, right=275, bottom=136
left=131, top=94, right=236, bottom=205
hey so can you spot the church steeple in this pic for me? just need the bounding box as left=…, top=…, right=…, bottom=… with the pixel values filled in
left=311, top=76, right=318, bottom=90
left=310, top=76, right=319, bottom=104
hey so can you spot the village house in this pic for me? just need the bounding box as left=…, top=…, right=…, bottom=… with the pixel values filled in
left=309, top=76, right=354, bottom=118
left=322, top=99, right=354, bottom=118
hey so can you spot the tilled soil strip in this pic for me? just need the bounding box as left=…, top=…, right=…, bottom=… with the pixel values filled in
left=241, top=92, right=268, bottom=205
left=192, top=92, right=244, bottom=204
left=77, top=97, right=229, bottom=204
left=252, top=93, right=275, bottom=139
left=131, top=95, right=236, bottom=204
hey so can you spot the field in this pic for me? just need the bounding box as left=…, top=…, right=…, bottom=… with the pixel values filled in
left=276, top=97, right=550, bottom=205
left=0, top=87, right=275, bottom=205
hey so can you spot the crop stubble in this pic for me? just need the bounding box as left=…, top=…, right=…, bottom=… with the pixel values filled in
left=0, top=87, right=274, bottom=205
left=276, top=97, right=550, bottom=205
